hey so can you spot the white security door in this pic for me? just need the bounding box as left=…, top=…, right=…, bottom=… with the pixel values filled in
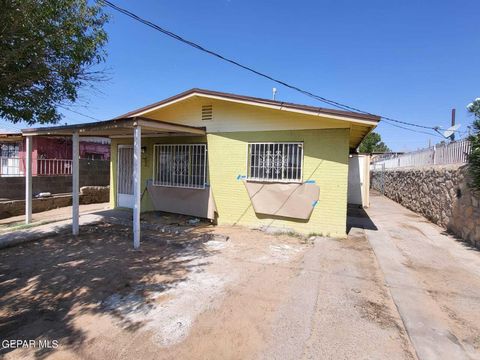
left=117, top=145, right=134, bottom=208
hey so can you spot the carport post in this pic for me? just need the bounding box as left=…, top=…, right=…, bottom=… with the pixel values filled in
left=72, top=131, right=80, bottom=235
left=133, top=124, right=141, bottom=249
left=25, top=135, right=32, bottom=224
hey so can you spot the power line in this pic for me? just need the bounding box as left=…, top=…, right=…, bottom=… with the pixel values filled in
left=380, top=119, right=443, bottom=138
left=59, top=106, right=101, bottom=122
left=100, top=0, right=443, bottom=134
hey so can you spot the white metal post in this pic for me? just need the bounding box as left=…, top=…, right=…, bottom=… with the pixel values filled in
left=72, top=131, right=80, bottom=235
left=25, top=136, right=32, bottom=224
left=133, top=125, right=142, bottom=249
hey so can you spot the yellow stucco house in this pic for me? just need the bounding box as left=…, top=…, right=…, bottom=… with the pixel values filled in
left=23, top=88, right=379, bottom=244
left=111, top=89, right=379, bottom=237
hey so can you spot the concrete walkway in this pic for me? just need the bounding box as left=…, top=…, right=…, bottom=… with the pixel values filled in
left=365, top=193, right=480, bottom=360
left=0, top=202, right=110, bottom=230
left=0, top=213, right=106, bottom=249
left=0, top=205, right=133, bottom=249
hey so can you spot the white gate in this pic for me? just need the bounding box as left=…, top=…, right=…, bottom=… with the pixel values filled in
left=348, top=154, right=371, bottom=207
left=117, top=145, right=134, bottom=208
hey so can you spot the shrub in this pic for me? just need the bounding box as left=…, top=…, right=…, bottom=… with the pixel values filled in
left=467, top=99, right=480, bottom=190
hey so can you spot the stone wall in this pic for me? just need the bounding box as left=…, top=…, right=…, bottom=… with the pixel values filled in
left=0, top=186, right=110, bottom=219
left=0, top=159, right=109, bottom=200
left=371, top=164, right=480, bottom=249
left=79, top=186, right=109, bottom=204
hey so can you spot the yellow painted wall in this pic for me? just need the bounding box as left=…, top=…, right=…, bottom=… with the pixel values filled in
left=142, top=97, right=352, bottom=133
left=207, top=128, right=350, bottom=237
left=110, top=128, right=349, bottom=237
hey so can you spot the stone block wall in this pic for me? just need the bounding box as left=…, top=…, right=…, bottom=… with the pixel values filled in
left=0, top=159, right=109, bottom=200
left=371, top=164, right=480, bottom=249
left=0, top=186, right=109, bottom=219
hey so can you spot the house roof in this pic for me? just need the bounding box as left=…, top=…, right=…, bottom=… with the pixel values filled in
left=19, top=89, right=379, bottom=149
left=115, top=88, right=381, bottom=124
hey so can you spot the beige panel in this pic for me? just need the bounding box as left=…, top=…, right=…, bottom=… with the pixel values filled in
left=146, top=184, right=217, bottom=220
left=243, top=181, right=320, bottom=220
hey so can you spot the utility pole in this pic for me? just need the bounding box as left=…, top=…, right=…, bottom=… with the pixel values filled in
left=450, top=108, right=456, bottom=141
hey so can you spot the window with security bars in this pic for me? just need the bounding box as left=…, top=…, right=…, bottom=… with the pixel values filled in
left=153, top=144, right=207, bottom=189
left=247, top=142, right=303, bottom=182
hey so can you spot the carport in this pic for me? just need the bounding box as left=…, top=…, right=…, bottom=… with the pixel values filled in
left=21, top=117, right=206, bottom=248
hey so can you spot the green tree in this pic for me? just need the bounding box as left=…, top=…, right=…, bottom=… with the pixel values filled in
left=0, top=0, right=109, bottom=125
left=467, top=98, right=480, bottom=190
left=358, top=132, right=391, bottom=153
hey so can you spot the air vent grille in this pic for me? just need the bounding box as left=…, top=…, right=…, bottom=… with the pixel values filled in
left=201, top=105, right=213, bottom=121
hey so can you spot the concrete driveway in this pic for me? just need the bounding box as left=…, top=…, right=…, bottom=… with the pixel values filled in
left=261, top=228, right=416, bottom=360
left=364, top=193, right=480, bottom=360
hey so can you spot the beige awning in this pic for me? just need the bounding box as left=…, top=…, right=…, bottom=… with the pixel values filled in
left=21, top=116, right=206, bottom=137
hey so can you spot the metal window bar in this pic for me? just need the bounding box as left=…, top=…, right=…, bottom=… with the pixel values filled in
left=247, top=142, right=303, bottom=182
left=153, top=144, right=207, bottom=189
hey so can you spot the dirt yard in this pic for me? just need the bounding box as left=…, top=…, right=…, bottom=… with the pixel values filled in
left=0, top=219, right=307, bottom=359
left=0, top=215, right=416, bottom=360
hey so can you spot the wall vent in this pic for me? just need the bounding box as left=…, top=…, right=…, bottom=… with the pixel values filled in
left=201, top=105, right=213, bottom=121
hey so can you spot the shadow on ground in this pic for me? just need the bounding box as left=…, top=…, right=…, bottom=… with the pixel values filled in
left=347, top=204, right=378, bottom=234
left=441, top=229, right=480, bottom=252
left=0, top=218, right=216, bottom=359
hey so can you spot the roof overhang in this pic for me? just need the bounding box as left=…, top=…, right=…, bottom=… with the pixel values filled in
left=21, top=117, right=206, bottom=137
left=115, top=88, right=381, bottom=127
left=0, top=132, right=23, bottom=141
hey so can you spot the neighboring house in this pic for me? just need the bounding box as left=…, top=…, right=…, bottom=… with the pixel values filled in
left=22, top=89, right=379, bottom=243
left=0, top=133, right=110, bottom=176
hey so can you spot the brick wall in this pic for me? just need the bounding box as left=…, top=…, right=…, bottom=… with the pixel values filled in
left=207, top=129, right=350, bottom=237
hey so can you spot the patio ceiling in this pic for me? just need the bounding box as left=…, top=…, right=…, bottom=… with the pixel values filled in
left=21, top=116, right=206, bottom=249
left=21, top=117, right=206, bottom=137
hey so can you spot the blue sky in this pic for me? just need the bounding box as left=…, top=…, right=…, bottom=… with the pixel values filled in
left=3, top=0, right=479, bottom=151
